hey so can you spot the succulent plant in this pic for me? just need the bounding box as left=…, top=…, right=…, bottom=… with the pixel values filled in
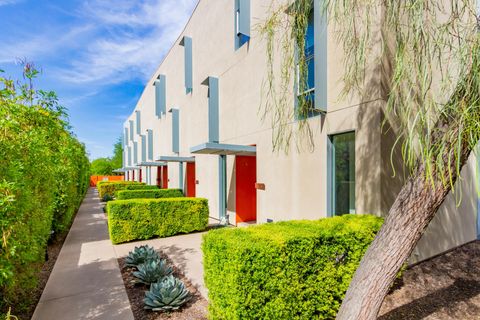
left=102, top=194, right=114, bottom=202
left=144, top=275, right=191, bottom=311
left=125, top=245, right=160, bottom=268
left=132, top=259, right=173, bottom=285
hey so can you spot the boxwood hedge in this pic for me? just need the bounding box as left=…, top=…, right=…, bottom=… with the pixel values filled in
left=115, top=188, right=184, bottom=200
left=202, top=214, right=383, bottom=319
left=98, top=181, right=157, bottom=199
left=107, top=198, right=209, bottom=244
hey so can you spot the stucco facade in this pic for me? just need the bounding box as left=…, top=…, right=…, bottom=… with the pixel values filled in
left=122, top=0, right=479, bottom=263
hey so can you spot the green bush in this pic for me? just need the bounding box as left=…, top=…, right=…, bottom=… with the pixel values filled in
left=0, top=66, right=89, bottom=315
left=97, top=181, right=156, bottom=199
left=116, top=189, right=184, bottom=200
left=107, top=198, right=209, bottom=244
left=202, top=214, right=383, bottom=319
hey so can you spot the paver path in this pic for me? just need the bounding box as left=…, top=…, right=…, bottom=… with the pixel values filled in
left=33, top=188, right=134, bottom=320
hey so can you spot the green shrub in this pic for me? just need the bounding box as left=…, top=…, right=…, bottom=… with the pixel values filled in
left=107, top=198, right=209, bottom=244
left=97, top=181, right=153, bottom=198
left=202, top=214, right=383, bottom=319
left=116, top=189, right=184, bottom=200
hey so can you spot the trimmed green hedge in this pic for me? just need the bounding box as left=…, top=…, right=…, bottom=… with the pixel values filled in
left=115, top=189, right=184, bottom=200
left=98, top=181, right=158, bottom=199
left=107, top=198, right=209, bottom=244
left=202, top=214, right=383, bottom=319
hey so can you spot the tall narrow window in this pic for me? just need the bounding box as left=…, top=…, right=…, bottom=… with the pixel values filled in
left=180, top=37, right=193, bottom=94
left=328, top=132, right=355, bottom=216
left=296, top=1, right=328, bottom=115
left=147, top=129, right=153, bottom=161
left=202, top=77, right=219, bottom=143
left=124, top=127, right=128, bottom=146
left=133, top=142, right=138, bottom=165
left=170, top=108, right=180, bottom=153
left=129, top=120, right=134, bottom=141
left=128, top=146, right=132, bottom=166
left=296, top=10, right=317, bottom=117
left=141, top=135, right=146, bottom=162
left=154, top=75, right=166, bottom=117
left=234, top=0, right=250, bottom=49
left=136, top=110, right=141, bottom=134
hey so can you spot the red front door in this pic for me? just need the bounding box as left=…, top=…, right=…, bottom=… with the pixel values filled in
left=235, top=156, right=257, bottom=223
left=186, top=162, right=196, bottom=197
left=139, top=169, right=142, bottom=182
left=162, top=166, right=168, bottom=189
left=156, top=167, right=161, bottom=187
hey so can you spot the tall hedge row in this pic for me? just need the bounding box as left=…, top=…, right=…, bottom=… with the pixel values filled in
left=0, top=67, right=90, bottom=315
left=202, top=214, right=383, bottom=319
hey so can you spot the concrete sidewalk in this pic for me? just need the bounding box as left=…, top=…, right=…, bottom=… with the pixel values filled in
left=33, top=188, right=134, bottom=320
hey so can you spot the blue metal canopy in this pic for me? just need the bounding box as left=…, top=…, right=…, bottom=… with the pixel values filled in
left=190, top=142, right=256, bottom=156
left=155, top=156, right=195, bottom=163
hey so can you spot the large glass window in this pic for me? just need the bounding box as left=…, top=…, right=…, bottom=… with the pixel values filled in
left=329, top=132, right=355, bottom=216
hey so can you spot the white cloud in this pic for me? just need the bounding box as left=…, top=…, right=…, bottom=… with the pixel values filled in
left=0, top=24, right=93, bottom=64
left=0, top=0, right=22, bottom=6
left=57, top=0, right=198, bottom=85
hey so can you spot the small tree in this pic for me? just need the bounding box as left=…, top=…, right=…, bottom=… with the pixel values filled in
left=90, top=158, right=114, bottom=175
left=260, top=0, right=480, bottom=318
left=111, top=137, right=123, bottom=170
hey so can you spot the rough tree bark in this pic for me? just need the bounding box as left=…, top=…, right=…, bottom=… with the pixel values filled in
left=336, top=115, right=473, bottom=319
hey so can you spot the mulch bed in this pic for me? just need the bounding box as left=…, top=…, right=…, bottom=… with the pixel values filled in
left=379, top=240, right=480, bottom=319
left=118, top=252, right=208, bottom=320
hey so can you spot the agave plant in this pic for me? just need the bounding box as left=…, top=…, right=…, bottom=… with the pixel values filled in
left=125, top=245, right=160, bottom=268
left=144, top=275, right=191, bottom=311
left=132, top=259, right=173, bottom=285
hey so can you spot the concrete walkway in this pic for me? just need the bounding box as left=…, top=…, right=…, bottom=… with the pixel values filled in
left=33, top=188, right=134, bottom=320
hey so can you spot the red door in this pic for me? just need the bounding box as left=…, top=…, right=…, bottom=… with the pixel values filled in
left=186, top=162, right=196, bottom=197
left=235, top=156, right=257, bottom=223
left=156, top=167, right=161, bottom=187
left=139, top=169, right=142, bottom=182
left=162, top=166, right=168, bottom=189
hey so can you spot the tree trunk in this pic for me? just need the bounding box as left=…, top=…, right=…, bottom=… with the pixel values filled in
left=336, top=134, right=472, bottom=319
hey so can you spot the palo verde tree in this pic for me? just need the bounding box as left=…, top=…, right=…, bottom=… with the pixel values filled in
left=260, top=0, right=480, bottom=318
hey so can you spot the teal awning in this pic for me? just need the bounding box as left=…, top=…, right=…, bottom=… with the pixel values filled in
left=138, top=161, right=167, bottom=167
left=190, top=142, right=256, bottom=156
left=155, top=156, right=195, bottom=163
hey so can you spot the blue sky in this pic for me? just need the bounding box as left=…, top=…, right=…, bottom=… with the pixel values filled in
left=0, top=0, right=198, bottom=160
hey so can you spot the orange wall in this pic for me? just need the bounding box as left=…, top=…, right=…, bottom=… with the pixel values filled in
left=90, top=175, right=124, bottom=187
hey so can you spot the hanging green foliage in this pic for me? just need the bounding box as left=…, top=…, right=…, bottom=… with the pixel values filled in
left=260, top=0, right=480, bottom=191
left=258, top=0, right=316, bottom=153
